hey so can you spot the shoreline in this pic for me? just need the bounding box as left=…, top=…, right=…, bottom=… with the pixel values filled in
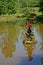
left=0, top=17, right=26, bottom=21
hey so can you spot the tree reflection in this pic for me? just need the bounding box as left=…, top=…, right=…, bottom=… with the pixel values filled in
left=41, top=57, right=43, bottom=64
left=2, top=43, right=16, bottom=58
left=23, top=43, right=36, bottom=61
left=0, top=24, right=6, bottom=48
left=38, top=24, right=43, bottom=52
left=0, top=24, right=19, bottom=58
left=39, top=24, right=43, bottom=39
left=0, top=24, right=5, bottom=34
left=40, top=44, right=43, bottom=51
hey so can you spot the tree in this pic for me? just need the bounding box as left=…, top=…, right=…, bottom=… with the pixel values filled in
left=39, top=0, right=43, bottom=14
left=0, top=0, right=40, bottom=15
left=0, top=0, right=16, bottom=15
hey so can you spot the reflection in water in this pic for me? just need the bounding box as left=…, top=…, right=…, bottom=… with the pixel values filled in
left=0, top=24, right=19, bottom=58
left=22, top=24, right=43, bottom=62
left=2, top=43, right=15, bottom=58
left=0, top=24, right=7, bottom=48
left=40, top=44, right=43, bottom=51
left=0, top=23, right=6, bottom=34
left=23, top=43, right=36, bottom=61
left=41, top=57, right=43, bottom=64
left=0, top=23, right=43, bottom=65
left=39, top=24, right=43, bottom=39
left=21, top=25, right=37, bottom=61
left=39, top=24, right=43, bottom=52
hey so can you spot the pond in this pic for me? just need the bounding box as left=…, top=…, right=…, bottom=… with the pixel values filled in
left=0, top=23, right=43, bottom=65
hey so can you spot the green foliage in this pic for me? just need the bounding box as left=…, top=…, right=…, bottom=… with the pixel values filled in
left=0, top=0, right=39, bottom=16
left=0, top=0, right=16, bottom=15
left=39, top=0, right=43, bottom=14
left=36, top=15, right=43, bottom=23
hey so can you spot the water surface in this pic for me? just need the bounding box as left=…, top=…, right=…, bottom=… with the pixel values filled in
left=0, top=23, right=43, bottom=65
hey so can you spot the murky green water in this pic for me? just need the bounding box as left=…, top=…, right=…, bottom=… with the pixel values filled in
left=0, top=23, right=43, bottom=65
